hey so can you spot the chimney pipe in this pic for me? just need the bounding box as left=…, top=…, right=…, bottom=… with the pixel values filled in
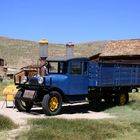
left=39, top=39, right=48, bottom=58
left=39, top=39, right=48, bottom=76
left=66, top=42, right=74, bottom=59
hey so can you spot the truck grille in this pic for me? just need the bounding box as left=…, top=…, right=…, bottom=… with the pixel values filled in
left=29, top=78, right=38, bottom=85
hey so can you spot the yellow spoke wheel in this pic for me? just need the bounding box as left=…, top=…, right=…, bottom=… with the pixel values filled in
left=49, top=97, right=59, bottom=112
left=42, top=91, right=62, bottom=116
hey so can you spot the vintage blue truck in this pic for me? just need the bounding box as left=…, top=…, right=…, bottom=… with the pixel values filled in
left=14, top=57, right=140, bottom=115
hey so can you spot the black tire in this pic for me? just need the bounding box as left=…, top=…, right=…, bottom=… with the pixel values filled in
left=42, top=91, right=62, bottom=116
left=88, top=98, right=102, bottom=111
left=15, top=90, right=33, bottom=112
left=115, top=92, right=129, bottom=106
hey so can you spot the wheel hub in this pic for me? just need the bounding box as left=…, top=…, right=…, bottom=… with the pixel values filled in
left=120, top=94, right=126, bottom=105
left=49, top=97, right=59, bottom=112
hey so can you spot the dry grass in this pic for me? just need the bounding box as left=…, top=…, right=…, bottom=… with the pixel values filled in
left=0, top=115, right=17, bottom=131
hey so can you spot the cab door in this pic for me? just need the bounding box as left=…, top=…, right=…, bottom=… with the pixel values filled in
left=68, top=60, right=88, bottom=95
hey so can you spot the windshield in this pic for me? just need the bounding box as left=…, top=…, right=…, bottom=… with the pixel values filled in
left=47, top=61, right=67, bottom=74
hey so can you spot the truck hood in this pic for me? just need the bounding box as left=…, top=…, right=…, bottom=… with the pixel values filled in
left=46, top=74, right=68, bottom=79
left=44, top=74, right=68, bottom=86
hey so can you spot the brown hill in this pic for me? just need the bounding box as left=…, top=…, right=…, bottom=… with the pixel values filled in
left=0, top=37, right=106, bottom=68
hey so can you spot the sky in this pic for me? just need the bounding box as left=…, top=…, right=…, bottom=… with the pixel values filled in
left=0, top=0, right=140, bottom=43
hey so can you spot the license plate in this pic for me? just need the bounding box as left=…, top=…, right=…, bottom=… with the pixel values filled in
left=23, top=90, right=35, bottom=99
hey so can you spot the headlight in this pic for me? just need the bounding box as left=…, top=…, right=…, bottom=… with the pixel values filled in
left=21, top=76, right=28, bottom=84
left=38, top=77, right=44, bottom=84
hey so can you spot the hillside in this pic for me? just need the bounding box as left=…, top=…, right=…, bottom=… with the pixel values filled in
left=0, top=37, right=106, bottom=68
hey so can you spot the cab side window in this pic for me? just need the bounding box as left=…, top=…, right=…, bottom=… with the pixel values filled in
left=70, top=62, right=82, bottom=75
left=59, top=62, right=68, bottom=74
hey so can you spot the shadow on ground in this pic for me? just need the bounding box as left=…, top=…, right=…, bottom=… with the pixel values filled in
left=23, top=101, right=118, bottom=116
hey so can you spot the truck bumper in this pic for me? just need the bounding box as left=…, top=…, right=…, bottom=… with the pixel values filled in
left=15, top=84, right=50, bottom=102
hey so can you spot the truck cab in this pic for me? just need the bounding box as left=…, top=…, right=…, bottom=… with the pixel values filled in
left=14, top=57, right=89, bottom=115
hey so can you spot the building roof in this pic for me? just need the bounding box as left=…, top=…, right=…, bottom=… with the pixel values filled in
left=6, top=68, right=19, bottom=75
left=21, top=65, right=42, bottom=69
left=100, top=39, right=140, bottom=57
left=47, top=56, right=89, bottom=62
left=0, top=58, right=4, bottom=61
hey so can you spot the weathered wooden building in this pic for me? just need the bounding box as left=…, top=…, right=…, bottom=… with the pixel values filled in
left=99, top=39, right=140, bottom=63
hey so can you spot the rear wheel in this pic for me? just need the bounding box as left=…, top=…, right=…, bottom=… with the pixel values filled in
left=116, top=92, right=129, bottom=106
left=88, top=98, right=102, bottom=111
left=15, top=90, right=33, bottom=112
left=42, top=91, right=62, bottom=116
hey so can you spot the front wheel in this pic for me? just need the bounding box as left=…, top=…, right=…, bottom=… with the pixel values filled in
left=42, top=91, right=62, bottom=116
left=15, top=90, right=33, bottom=112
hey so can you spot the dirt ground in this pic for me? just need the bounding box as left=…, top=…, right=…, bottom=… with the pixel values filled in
left=0, top=101, right=115, bottom=140
left=0, top=101, right=115, bottom=125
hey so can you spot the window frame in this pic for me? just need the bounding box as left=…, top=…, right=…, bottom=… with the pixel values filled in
left=47, top=61, right=67, bottom=74
left=69, top=61, right=83, bottom=75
